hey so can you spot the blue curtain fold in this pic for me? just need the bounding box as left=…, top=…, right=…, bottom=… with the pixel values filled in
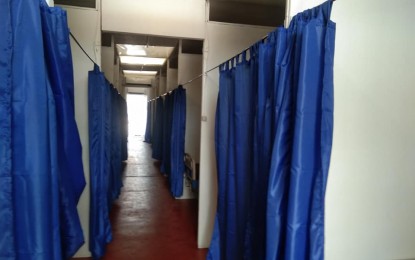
left=0, top=0, right=15, bottom=257
left=88, top=66, right=128, bottom=259
left=149, top=86, right=186, bottom=197
left=108, top=86, right=123, bottom=204
left=248, top=33, right=278, bottom=260
left=40, top=4, right=86, bottom=258
left=144, top=101, right=152, bottom=143
left=161, top=93, right=175, bottom=175
left=208, top=63, right=233, bottom=260
left=1, top=1, right=131, bottom=259
left=209, top=1, right=335, bottom=259
left=233, top=53, right=256, bottom=260
left=152, top=98, right=164, bottom=161
left=0, top=0, right=66, bottom=259
left=12, top=0, right=63, bottom=255
left=88, top=65, right=113, bottom=259
left=151, top=100, right=156, bottom=143
left=120, top=96, right=128, bottom=161
left=170, top=86, right=187, bottom=197
left=280, top=3, right=335, bottom=259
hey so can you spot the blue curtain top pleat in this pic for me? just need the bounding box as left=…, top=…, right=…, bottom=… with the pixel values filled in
left=217, top=0, right=334, bottom=74
left=289, top=0, right=334, bottom=27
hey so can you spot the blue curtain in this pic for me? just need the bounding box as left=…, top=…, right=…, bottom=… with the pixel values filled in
left=120, top=96, right=128, bottom=161
left=0, top=1, right=14, bottom=256
left=161, top=93, right=175, bottom=175
left=208, top=62, right=234, bottom=260
left=152, top=98, right=164, bottom=161
left=88, top=66, right=112, bottom=259
left=1, top=0, right=88, bottom=259
left=267, top=3, right=335, bottom=259
left=170, top=86, right=186, bottom=197
left=0, top=0, right=62, bottom=258
left=88, top=66, right=128, bottom=259
left=149, top=86, right=186, bottom=197
left=151, top=100, right=156, bottom=143
left=208, top=1, right=335, bottom=259
left=144, top=101, right=152, bottom=143
left=41, top=4, right=87, bottom=258
left=108, top=86, right=124, bottom=203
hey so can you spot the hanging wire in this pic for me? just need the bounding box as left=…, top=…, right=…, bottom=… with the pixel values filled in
left=69, top=32, right=125, bottom=96
left=69, top=31, right=97, bottom=65
left=179, top=34, right=269, bottom=87
left=148, top=34, right=268, bottom=102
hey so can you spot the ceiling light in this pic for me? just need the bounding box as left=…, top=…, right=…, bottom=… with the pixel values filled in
left=117, top=44, right=147, bottom=56
left=126, top=49, right=146, bottom=56
left=119, top=44, right=147, bottom=56
left=123, top=70, right=157, bottom=76
left=120, top=56, right=166, bottom=66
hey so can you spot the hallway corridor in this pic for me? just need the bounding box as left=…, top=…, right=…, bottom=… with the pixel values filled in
left=91, top=135, right=207, bottom=259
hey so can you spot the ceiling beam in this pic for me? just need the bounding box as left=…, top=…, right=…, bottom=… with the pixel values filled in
left=120, top=65, right=165, bottom=72
left=112, top=33, right=179, bottom=47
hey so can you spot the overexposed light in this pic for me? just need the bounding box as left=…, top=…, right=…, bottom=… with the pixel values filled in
left=120, top=56, right=166, bottom=66
left=126, top=49, right=146, bottom=56
left=123, top=70, right=157, bottom=76
left=117, top=44, right=147, bottom=56
left=127, top=94, right=148, bottom=138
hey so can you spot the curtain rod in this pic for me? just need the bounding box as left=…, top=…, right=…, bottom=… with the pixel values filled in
left=69, top=31, right=97, bottom=65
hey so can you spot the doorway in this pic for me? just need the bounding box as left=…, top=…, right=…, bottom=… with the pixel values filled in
left=126, top=93, right=147, bottom=139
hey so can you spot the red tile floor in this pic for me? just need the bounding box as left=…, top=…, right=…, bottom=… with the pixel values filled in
left=75, top=136, right=208, bottom=260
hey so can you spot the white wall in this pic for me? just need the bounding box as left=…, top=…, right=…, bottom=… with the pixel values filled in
left=167, top=66, right=178, bottom=92
left=114, top=58, right=124, bottom=97
left=158, top=76, right=167, bottom=96
left=102, top=44, right=127, bottom=97
left=289, top=0, right=415, bottom=259
left=178, top=52, right=203, bottom=163
left=64, top=4, right=101, bottom=258
left=147, top=81, right=156, bottom=100
left=101, top=44, right=114, bottom=84
left=102, top=0, right=205, bottom=39
left=327, top=1, right=415, bottom=259
left=198, top=22, right=274, bottom=248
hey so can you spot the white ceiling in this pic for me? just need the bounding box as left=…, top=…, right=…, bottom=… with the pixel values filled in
left=117, top=44, right=174, bottom=85
left=114, top=0, right=286, bottom=85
